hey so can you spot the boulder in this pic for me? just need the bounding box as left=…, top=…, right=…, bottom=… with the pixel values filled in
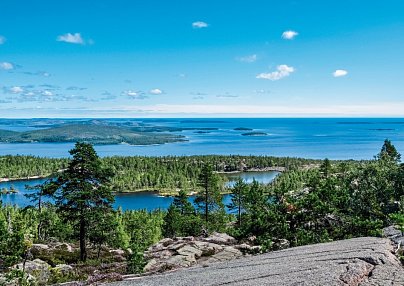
left=159, top=238, right=173, bottom=246
left=234, top=243, right=262, bottom=254
left=201, top=232, right=237, bottom=245
left=176, top=245, right=202, bottom=259
left=383, top=225, right=402, bottom=238
left=144, top=249, right=174, bottom=260
left=53, top=264, right=74, bottom=276
left=193, top=241, right=223, bottom=256
left=383, top=225, right=404, bottom=246
left=205, top=246, right=242, bottom=262
left=143, top=233, right=249, bottom=274
left=273, top=238, right=290, bottom=250
left=54, top=242, right=73, bottom=253
left=166, top=254, right=195, bottom=268
left=13, top=259, right=51, bottom=285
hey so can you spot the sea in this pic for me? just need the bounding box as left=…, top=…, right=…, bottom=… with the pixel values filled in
left=0, top=118, right=403, bottom=160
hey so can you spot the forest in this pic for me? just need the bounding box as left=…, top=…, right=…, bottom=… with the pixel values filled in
left=1, top=140, right=404, bottom=285
left=0, top=124, right=185, bottom=145
left=0, top=154, right=321, bottom=193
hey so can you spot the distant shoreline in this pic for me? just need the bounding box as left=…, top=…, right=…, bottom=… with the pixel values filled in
left=0, top=167, right=286, bottom=184
left=0, top=175, right=51, bottom=183
left=217, top=166, right=286, bottom=174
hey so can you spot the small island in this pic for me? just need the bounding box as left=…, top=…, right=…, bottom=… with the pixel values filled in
left=241, top=132, right=268, bottom=136
left=234, top=127, right=253, bottom=131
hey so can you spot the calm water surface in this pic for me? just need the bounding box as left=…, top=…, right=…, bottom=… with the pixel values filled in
left=0, top=172, right=277, bottom=211
left=1, top=118, right=403, bottom=159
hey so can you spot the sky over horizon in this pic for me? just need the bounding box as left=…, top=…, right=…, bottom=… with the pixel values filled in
left=1, top=0, right=404, bottom=118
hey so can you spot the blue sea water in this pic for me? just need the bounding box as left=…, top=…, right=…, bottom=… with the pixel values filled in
left=0, top=172, right=279, bottom=211
left=0, top=118, right=403, bottom=159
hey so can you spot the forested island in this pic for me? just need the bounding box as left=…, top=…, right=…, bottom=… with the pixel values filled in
left=1, top=140, right=404, bottom=285
left=0, top=124, right=186, bottom=145
left=241, top=132, right=268, bottom=136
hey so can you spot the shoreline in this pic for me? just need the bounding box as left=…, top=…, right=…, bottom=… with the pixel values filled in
left=217, top=166, right=286, bottom=174
left=0, top=167, right=286, bottom=184
left=0, top=175, right=50, bottom=183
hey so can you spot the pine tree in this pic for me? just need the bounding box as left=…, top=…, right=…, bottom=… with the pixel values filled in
left=194, top=163, right=223, bottom=232
left=44, top=142, right=114, bottom=261
left=173, top=189, right=194, bottom=215
left=378, top=139, right=401, bottom=162
left=228, top=178, right=248, bottom=227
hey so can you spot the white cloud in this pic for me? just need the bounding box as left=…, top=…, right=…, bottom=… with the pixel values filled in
left=0, top=36, right=6, bottom=45
left=10, top=86, right=24, bottom=94
left=0, top=62, right=14, bottom=70
left=56, top=33, right=84, bottom=44
left=333, top=69, right=348, bottom=77
left=42, top=90, right=53, bottom=96
left=123, top=90, right=139, bottom=96
left=237, top=54, right=257, bottom=63
left=256, top=65, right=295, bottom=81
left=192, top=21, right=209, bottom=28
left=122, top=90, right=148, bottom=99
left=115, top=102, right=404, bottom=117
left=149, top=88, right=163, bottom=95
left=282, top=30, right=299, bottom=40
left=254, top=89, right=271, bottom=94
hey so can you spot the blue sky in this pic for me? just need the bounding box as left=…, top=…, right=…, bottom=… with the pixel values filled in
left=1, top=0, right=404, bottom=117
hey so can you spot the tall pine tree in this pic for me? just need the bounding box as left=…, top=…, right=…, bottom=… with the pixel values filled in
left=45, top=142, right=114, bottom=261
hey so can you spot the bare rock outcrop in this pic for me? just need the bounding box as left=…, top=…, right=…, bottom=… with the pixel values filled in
left=111, top=237, right=404, bottom=286
left=143, top=232, right=259, bottom=274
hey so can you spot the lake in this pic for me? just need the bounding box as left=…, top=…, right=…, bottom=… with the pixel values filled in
left=1, top=118, right=404, bottom=160
left=0, top=171, right=279, bottom=211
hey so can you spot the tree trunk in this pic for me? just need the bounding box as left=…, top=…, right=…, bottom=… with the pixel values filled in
left=80, top=218, right=87, bottom=261
left=38, top=195, right=42, bottom=240
left=238, top=195, right=242, bottom=227
left=205, top=185, right=208, bottom=226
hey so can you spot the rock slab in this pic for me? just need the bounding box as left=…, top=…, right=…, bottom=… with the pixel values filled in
left=110, top=237, right=404, bottom=286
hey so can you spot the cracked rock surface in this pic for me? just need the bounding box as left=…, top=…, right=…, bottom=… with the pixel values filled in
left=109, top=237, right=404, bottom=286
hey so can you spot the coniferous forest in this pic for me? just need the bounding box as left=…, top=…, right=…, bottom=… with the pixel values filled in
left=1, top=140, right=404, bottom=284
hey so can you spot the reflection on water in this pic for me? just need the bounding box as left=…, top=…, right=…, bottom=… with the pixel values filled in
left=224, top=171, right=279, bottom=187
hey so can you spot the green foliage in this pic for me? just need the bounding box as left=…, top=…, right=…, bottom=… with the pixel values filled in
left=2, top=140, right=404, bottom=281
left=378, top=139, right=401, bottom=162
left=0, top=124, right=185, bottom=145
left=43, top=142, right=115, bottom=261
left=3, top=268, right=37, bottom=286
left=194, top=163, right=226, bottom=232
left=0, top=154, right=320, bottom=193
left=0, top=205, right=25, bottom=267
left=163, top=191, right=203, bottom=238
left=228, top=178, right=249, bottom=227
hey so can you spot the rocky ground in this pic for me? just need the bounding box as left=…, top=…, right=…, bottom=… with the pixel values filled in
left=142, top=232, right=263, bottom=274
left=2, top=228, right=404, bottom=285
left=0, top=242, right=129, bottom=285
left=110, top=237, right=404, bottom=286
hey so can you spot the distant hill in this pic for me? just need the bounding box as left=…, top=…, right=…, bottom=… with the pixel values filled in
left=0, top=124, right=186, bottom=145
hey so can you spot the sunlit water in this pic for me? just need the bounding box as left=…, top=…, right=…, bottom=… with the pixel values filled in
left=0, top=118, right=403, bottom=159
left=0, top=171, right=278, bottom=211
